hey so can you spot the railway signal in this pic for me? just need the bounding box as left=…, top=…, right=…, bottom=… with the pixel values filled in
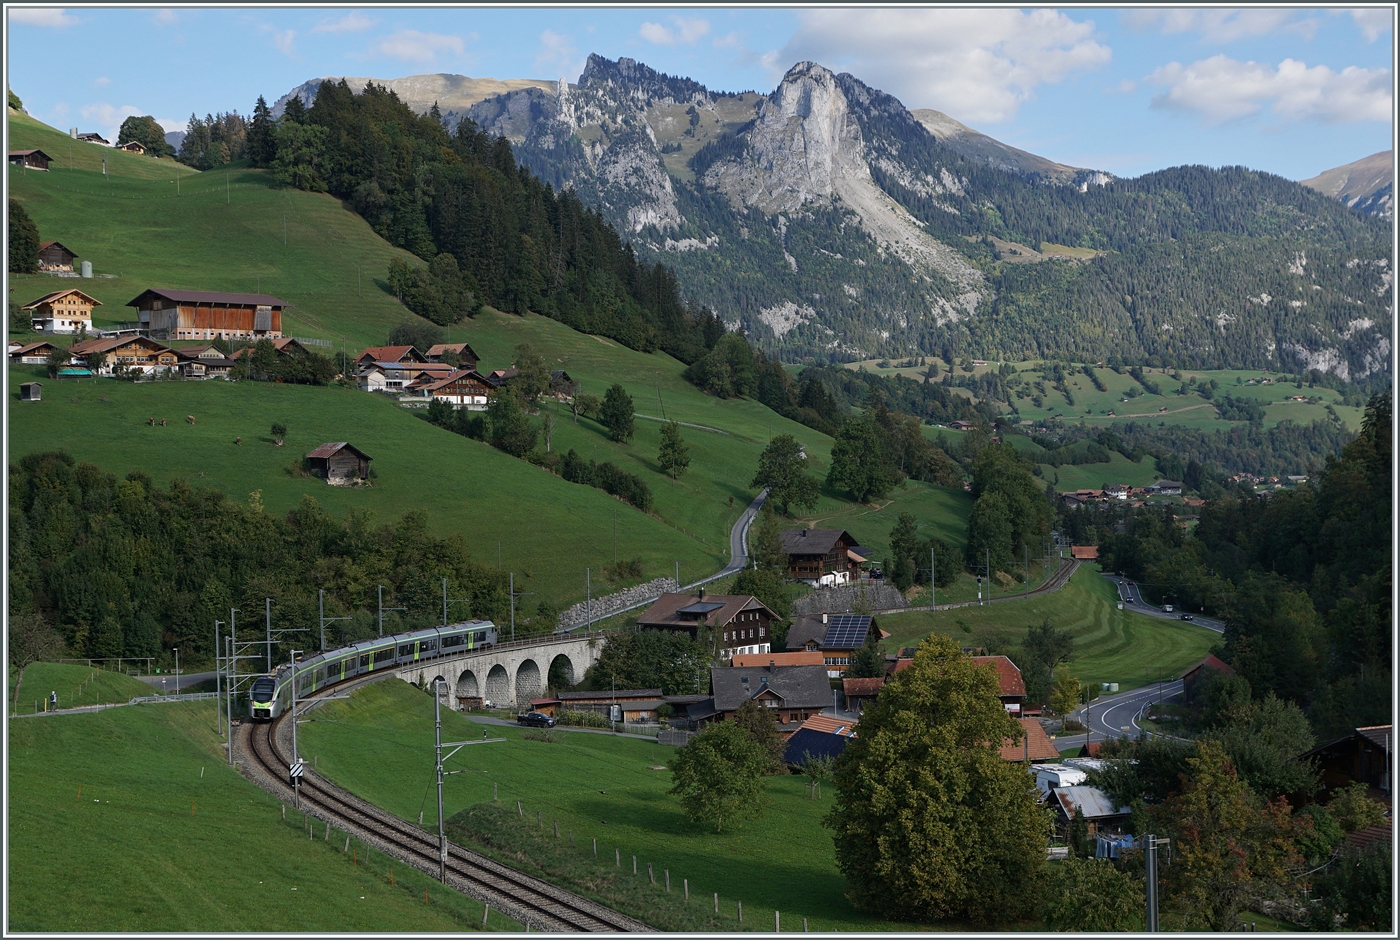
left=289, top=759, right=305, bottom=787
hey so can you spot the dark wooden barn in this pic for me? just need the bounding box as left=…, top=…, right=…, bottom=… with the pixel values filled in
left=8, top=149, right=52, bottom=170
left=19, top=382, right=42, bottom=402
left=305, top=442, right=372, bottom=485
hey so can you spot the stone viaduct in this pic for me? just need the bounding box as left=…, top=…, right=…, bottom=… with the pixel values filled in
left=392, top=632, right=609, bottom=709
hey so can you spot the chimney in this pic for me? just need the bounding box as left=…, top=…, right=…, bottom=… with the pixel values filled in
left=770, top=660, right=775, bottom=669
left=801, top=529, right=808, bottom=537
left=698, top=586, right=705, bottom=600
left=822, top=612, right=828, bottom=624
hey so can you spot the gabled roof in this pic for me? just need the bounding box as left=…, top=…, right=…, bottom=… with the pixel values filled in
left=229, top=337, right=310, bottom=360
left=1341, top=818, right=1391, bottom=855
left=971, top=655, right=1026, bottom=698
left=558, top=688, right=662, bottom=701
left=798, top=714, right=857, bottom=736
left=1299, top=724, right=1393, bottom=762
left=9, top=341, right=61, bottom=357
left=842, top=676, right=884, bottom=698
left=1070, top=545, right=1099, bottom=560
left=1181, top=654, right=1236, bottom=682
left=357, top=344, right=425, bottom=363
left=781, top=528, right=856, bottom=556
left=732, top=651, right=824, bottom=668
left=999, top=718, right=1060, bottom=762
left=37, top=240, right=77, bottom=257
left=422, top=368, right=493, bottom=394
left=638, top=592, right=776, bottom=630
left=70, top=335, right=171, bottom=356
left=10, top=149, right=53, bottom=159
left=305, top=442, right=372, bottom=461
left=425, top=342, right=479, bottom=360
left=126, top=288, right=289, bottom=308
left=711, top=665, right=831, bottom=713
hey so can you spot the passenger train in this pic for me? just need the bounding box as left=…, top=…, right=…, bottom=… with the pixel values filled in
left=249, top=619, right=498, bottom=720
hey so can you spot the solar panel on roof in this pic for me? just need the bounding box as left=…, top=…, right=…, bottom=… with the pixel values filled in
left=677, top=601, right=725, bottom=615
left=823, top=614, right=871, bottom=648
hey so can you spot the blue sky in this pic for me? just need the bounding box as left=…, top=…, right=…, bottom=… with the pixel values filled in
left=5, top=6, right=1394, bottom=180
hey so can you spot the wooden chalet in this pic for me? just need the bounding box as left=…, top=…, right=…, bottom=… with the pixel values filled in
left=22, top=287, right=100, bottom=333
left=19, top=382, right=42, bottom=402
left=1070, top=545, right=1099, bottom=561
left=305, top=442, right=372, bottom=485
left=781, top=528, right=864, bottom=585
left=126, top=288, right=288, bottom=342
left=69, top=335, right=178, bottom=374
left=36, top=241, right=78, bottom=272
left=421, top=369, right=495, bottom=409
left=1299, top=725, right=1392, bottom=806
left=555, top=689, right=666, bottom=723
left=424, top=343, right=480, bottom=368
left=783, top=714, right=858, bottom=766
left=549, top=370, right=578, bottom=400
left=172, top=344, right=236, bottom=379
left=1180, top=654, right=1235, bottom=705
left=77, top=132, right=110, bottom=145
left=9, top=149, right=52, bottom=170
left=358, top=360, right=453, bottom=393
left=356, top=345, right=427, bottom=366
left=710, top=664, right=833, bottom=736
left=9, top=340, right=62, bottom=365
left=117, top=140, right=146, bottom=154
left=637, top=590, right=778, bottom=658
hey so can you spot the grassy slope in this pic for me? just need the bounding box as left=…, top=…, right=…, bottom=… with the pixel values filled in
left=301, top=679, right=958, bottom=932
left=10, top=661, right=153, bottom=712
left=9, top=110, right=972, bottom=606
left=7, top=700, right=515, bottom=931
left=9, top=112, right=418, bottom=348
left=879, top=566, right=1219, bottom=690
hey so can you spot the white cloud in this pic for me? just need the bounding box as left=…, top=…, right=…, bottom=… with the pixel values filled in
left=535, top=30, right=583, bottom=79
left=377, top=29, right=464, bottom=64
left=80, top=102, right=142, bottom=140
left=777, top=9, right=1111, bottom=124
left=152, top=9, right=177, bottom=26
left=1123, top=9, right=1317, bottom=43
left=92, top=76, right=111, bottom=88
left=9, top=8, right=78, bottom=27
left=639, top=16, right=709, bottom=46
left=1351, top=9, right=1393, bottom=42
left=1147, top=55, right=1393, bottom=125
left=156, top=116, right=188, bottom=135
left=1118, top=79, right=1137, bottom=94
left=269, top=28, right=296, bottom=56
left=312, top=12, right=374, bottom=34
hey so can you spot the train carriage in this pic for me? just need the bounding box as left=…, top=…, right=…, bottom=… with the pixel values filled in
left=249, top=619, right=497, bottom=720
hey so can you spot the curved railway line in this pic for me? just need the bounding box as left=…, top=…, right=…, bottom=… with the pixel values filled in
left=240, top=676, right=651, bottom=933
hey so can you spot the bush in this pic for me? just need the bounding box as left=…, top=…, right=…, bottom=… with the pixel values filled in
left=556, top=709, right=611, bottom=729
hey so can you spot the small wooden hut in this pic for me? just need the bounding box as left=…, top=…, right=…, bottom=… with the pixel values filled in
left=305, top=442, right=372, bottom=485
left=19, top=382, right=42, bottom=402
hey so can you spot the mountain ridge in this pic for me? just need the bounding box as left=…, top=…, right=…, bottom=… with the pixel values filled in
left=1299, top=150, right=1392, bottom=221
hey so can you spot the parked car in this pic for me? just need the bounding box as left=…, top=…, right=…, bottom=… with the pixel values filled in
left=1179, top=613, right=1194, bottom=621
left=516, top=711, right=557, bottom=728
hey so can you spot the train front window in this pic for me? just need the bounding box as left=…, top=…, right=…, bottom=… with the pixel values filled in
left=252, top=680, right=276, bottom=699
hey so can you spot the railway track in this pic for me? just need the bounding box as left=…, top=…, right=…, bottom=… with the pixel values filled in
left=241, top=684, right=651, bottom=932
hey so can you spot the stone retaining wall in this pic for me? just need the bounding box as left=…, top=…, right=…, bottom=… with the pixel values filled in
left=557, top=577, right=680, bottom=630
left=793, top=582, right=909, bottom=616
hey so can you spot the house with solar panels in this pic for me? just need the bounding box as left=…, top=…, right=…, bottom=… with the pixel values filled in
left=786, top=612, right=883, bottom=677
left=636, top=589, right=778, bottom=659
left=781, top=528, right=867, bottom=585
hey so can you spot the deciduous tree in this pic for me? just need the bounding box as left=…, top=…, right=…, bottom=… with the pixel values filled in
left=8, top=197, right=39, bottom=274
left=1042, top=857, right=1145, bottom=931
left=826, top=415, right=892, bottom=503
left=668, top=720, right=768, bottom=832
left=751, top=434, right=819, bottom=516
left=599, top=384, right=635, bottom=443
left=825, top=634, right=1048, bottom=924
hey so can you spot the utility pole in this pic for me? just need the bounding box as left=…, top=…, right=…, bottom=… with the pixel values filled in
left=214, top=620, right=224, bottom=735
left=1145, top=834, right=1170, bottom=931
left=985, top=547, right=991, bottom=605
left=432, top=679, right=503, bottom=882
left=319, top=590, right=349, bottom=653
left=1025, top=544, right=1030, bottom=597
left=613, top=508, right=618, bottom=563
left=290, top=649, right=301, bottom=809
left=586, top=568, right=592, bottom=632
left=440, top=578, right=470, bottom=629
left=377, top=585, right=405, bottom=638
left=930, top=547, right=935, bottom=609
left=510, top=573, right=515, bottom=641
left=265, top=597, right=274, bottom=673
left=226, top=608, right=238, bottom=762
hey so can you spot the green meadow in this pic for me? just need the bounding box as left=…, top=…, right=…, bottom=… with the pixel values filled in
left=878, top=566, right=1219, bottom=690
left=7, top=698, right=516, bottom=932
left=10, top=661, right=153, bottom=714
left=300, top=679, right=984, bottom=932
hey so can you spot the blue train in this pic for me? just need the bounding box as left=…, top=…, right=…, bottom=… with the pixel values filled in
left=249, top=619, right=498, bottom=720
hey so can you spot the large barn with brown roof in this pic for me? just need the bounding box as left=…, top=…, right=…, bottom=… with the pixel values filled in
left=126, top=288, right=288, bottom=342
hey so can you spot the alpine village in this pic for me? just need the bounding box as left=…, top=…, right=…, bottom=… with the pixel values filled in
left=5, top=15, right=1394, bottom=936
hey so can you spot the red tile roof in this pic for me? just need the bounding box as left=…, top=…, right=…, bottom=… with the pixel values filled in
left=305, top=442, right=371, bottom=461
left=972, top=655, right=1027, bottom=698
left=999, top=718, right=1060, bottom=762
left=798, top=715, right=857, bottom=736
left=356, top=345, right=422, bottom=363
left=842, top=677, right=885, bottom=698
left=1182, top=654, right=1236, bottom=680
left=1071, top=545, right=1099, bottom=560
left=1341, top=818, right=1391, bottom=854
left=731, top=651, right=824, bottom=668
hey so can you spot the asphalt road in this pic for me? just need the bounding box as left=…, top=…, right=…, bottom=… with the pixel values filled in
left=1054, top=678, right=1185, bottom=751
left=698, top=486, right=768, bottom=586
left=134, top=670, right=217, bottom=689
left=1101, top=574, right=1225, bottom=633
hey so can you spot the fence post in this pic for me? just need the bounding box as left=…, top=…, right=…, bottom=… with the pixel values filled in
left=648, top=862, right=654, bottom=884
left=665, top=869, right=670, bottom=892
left=714, top=893, right=718, bottom=913
left=776, top=910, right=780, bottom=931
left=517, top=800, right=523, bottom=816
left=482, top=905, right=489, bottom=926
left=738, top=901, right=742, bottom=922
left=593, top=838, right=597, bottom=857
left=553, top=819, right=558, bottom=838
left=632, top=855, right=637, bottom=874
left=803, top=917, right=808, bottom=931
left=616, top=848, right=620, bottom=868
left=493, top=782, right=498, bottom=801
